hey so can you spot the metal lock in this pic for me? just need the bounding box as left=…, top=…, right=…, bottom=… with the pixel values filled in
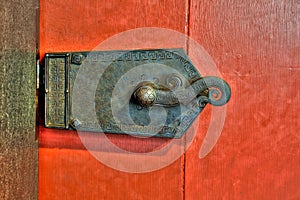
left=43, top=49, right=231, bottom=138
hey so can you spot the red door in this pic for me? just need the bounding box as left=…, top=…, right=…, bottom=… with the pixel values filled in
left=38, top=0, right=299, bottom=199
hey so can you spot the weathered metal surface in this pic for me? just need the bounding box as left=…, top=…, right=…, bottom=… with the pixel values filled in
left=0, top=0, right=38, bottom=199
left=44, top=49, right=231, bottom=138
left=45, top=54, right=70, bottom=128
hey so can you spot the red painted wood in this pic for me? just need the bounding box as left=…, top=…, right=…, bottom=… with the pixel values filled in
left=186, top=1, right=300, bottom=199
left=38, top=0, right=188, bottom=199
left=39, top=0, right=300, bottom=199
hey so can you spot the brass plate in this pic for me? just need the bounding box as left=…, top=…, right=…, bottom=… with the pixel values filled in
left=44, top=54, right=70, bottom=129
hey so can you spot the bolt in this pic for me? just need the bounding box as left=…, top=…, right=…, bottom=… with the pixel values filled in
left=71, top=118, right=82, bottom=129
left=71, top=54, right=83, bottom=65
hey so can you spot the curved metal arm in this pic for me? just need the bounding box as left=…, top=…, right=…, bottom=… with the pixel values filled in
left=133, top=76, right=231, bottom=107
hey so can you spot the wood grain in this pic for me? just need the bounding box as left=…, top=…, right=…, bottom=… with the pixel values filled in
left=186, top=0, right=300, bottom=199
left=0, top=0, right=38, bottom=199
left=39, top=0, right=188, bottom=199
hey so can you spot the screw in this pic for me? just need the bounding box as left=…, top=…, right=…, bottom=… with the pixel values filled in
left=71, top=118, right=82, bottom=129
left=71, top=54, right=83, bottom=65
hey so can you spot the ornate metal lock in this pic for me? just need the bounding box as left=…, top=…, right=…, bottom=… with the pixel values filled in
left=43, top=49, right=231, bottom=138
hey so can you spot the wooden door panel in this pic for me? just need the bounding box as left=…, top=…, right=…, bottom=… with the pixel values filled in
left=39, top=0, right=188, bottom=199
left=39, top=0, right=189, bottom=56
left=186, top=1, right=300, bottom=199
left=39, top=0, right=299, bottom=199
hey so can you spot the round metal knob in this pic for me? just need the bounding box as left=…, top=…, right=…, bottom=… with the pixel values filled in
left=134, top=85, right=157, bottom=107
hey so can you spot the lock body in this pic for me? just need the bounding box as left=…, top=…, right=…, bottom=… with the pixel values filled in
left=44, top=49, right=231, bottom=138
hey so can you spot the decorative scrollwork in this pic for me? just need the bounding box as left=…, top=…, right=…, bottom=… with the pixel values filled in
left=201, top=76, right=231, bottom=106
left=197, top=96, right=210, bottom=108
left=133, top=76, right=231, bottom=108
left=165, top=73, right=185, bottom=90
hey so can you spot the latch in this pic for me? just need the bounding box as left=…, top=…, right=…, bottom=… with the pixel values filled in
left=42, top=49, right=231, bottom=138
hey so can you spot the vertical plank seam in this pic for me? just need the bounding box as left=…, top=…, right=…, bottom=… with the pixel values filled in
left=183, top=0, right=192, bottom=199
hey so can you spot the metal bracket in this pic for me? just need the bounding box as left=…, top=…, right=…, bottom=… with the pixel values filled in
left=43, top=49, right=231, bottom=138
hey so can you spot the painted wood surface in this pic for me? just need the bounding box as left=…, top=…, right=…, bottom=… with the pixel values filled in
left=39, top=0, right=188, bottom=199
left=39, top=0, right=299, bottom=199
left=186, top=0, right=299, bottom=199
left=0, top=0, right=38, bottom=199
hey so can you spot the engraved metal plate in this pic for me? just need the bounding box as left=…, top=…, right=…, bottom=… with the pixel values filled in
left=45, top=54, right=70, bottom=129
left=44, top=49, right=231, bottom=138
